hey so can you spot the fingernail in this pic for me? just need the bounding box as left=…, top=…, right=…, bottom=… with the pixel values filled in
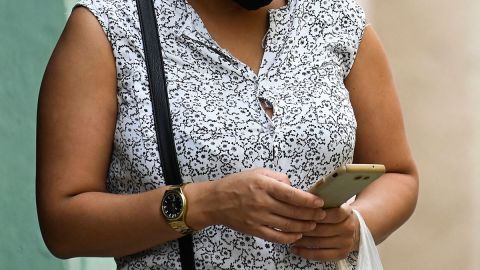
left=319, top=211, right=327, bottom=221
left=314, top=198, right=324, bottom=208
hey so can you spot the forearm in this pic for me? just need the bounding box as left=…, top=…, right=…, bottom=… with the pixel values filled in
left=38, top=181, right=214, bottom=259
left=351, top=172, right=419, bottom=244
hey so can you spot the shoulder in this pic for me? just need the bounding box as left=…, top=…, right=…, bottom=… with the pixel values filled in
left=74, top=0, right=132, bottom=14
left=292, top=0, right=367, bottom=77
left=73, top=0, right=134, bottom=32
left=294, top=0, right=366, bottom=33
left=332, top=0, right=366, bottom=37
left=72, top=0, right=184, bottom=41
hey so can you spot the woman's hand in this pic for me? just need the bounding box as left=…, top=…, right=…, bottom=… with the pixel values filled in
left=186, top=168, right=326, bottom=245
left=290, top=204, right=360, bottom=261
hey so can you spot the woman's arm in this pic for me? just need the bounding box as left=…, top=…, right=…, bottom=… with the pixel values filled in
left=346, top=25, right=419, bottom=244
left=36, top=7, right=187, bottom=258
left=36, top=7, right=325, bottom=259
left=291, top=25, right=418, bottom=261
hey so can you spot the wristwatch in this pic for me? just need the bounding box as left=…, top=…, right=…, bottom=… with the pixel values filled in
left=161, top=184, right=195, bottom=235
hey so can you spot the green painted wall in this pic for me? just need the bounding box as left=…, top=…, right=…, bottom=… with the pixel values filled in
left=0, top=0, right=66, bottom=269
left=0, top=0, right=116, bottom=268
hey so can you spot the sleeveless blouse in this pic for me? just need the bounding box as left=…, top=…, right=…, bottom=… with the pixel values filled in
left=74, top=0, right=366, bottom=269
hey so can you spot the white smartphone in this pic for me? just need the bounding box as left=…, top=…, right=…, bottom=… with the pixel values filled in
left=308, top=164, right=386, bottom=208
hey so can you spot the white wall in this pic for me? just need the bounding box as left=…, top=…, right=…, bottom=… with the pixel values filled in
left=467, top=0, right=480, bottom=267
left=370, top=0, right=480, bottom=269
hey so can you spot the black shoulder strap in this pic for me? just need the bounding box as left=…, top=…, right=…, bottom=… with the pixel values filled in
left=135, top=0, right=196, bottom=269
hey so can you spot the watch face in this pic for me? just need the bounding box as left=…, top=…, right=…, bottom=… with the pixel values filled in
left=162, top=191, right=183, bottom=220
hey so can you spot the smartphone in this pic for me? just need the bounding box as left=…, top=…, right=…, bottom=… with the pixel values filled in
left=308, top=164, right=386, bottom=208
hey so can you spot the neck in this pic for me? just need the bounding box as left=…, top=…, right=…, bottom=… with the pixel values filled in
left=185, top=0, right=287, bottom=74
left=187, top=0, right=286, bottom=17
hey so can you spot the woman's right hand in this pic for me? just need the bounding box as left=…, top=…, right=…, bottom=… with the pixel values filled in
left=185, top=168, right=326, bottom=244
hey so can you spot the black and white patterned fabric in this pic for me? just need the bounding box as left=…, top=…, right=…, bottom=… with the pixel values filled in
left=74, top=0, right=365, bottom=269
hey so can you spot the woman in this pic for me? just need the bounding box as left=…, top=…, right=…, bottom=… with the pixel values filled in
left=36, top=0, right=418, bottom=269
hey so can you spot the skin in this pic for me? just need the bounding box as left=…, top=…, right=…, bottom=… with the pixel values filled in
left=36, top=0, right=418, bottom=263
left=291, top=25, right=419, bottom=261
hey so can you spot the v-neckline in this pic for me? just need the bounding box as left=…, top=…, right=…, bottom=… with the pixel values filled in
left=181, top=0, right=292, bottom=79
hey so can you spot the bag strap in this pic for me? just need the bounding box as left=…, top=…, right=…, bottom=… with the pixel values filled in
left=135, top=0, right=196, bottom=269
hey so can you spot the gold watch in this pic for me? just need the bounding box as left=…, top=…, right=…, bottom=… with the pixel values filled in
left=161, top=184, right=194, bottom=235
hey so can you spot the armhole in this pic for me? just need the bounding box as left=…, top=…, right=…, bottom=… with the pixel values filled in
left=73, top=0, right=111, bottom=42
left=343, top=0, right=367, bottom=78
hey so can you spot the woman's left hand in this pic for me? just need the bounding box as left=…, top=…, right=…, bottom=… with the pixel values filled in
left=291, top=204, right=360, bottom=261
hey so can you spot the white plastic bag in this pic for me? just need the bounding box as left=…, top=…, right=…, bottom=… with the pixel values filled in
left=336, top=210, right=383, bottom=270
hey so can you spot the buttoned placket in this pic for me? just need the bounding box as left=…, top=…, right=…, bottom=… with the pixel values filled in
left=257, top=6, right=292, bottom=172
left=179, top=0, right=293, bottom=173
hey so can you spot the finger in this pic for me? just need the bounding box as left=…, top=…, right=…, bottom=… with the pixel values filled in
left=271, top=201, right=326, bottom=222
left=253, top=225, right=303, bottom=245
left=293, top=235, right=351, bottom=250
left=303, top=216, right=356, bottom=237
left=291, top=246, right=351, bottom=261
left=302, top=223, right=344, bottom=237
left=264, top=214, right=317, bottom=233
left=266, top=178, right=323, bottom=208
left=320, top=204, right=352, bottom=224
left=255, top=168, right=291, bottom=185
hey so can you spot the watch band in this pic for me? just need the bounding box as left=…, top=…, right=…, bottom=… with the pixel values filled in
left=164, top=184, right=195, bottom=235
left=170, top=221, right=195, bottom=235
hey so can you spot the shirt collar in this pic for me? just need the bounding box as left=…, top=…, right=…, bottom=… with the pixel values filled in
left=175, top=0, right=295, bottom=43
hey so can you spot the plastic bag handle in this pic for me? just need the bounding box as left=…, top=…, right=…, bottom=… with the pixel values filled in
left=337, top=210, right=384, bottom=270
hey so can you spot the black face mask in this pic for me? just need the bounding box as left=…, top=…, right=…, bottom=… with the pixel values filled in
left=232, top=0, right=274, bottom=10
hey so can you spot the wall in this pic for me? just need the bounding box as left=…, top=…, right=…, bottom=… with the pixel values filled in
left=2, top=0, right=478, bottom=269
left=469, top=0, right=480, bottom=267
left=369, top=0, right=480, bottom=269
left=0, top=0, right=116, bottom=268
left=0, top=0, right=65, bottom=269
